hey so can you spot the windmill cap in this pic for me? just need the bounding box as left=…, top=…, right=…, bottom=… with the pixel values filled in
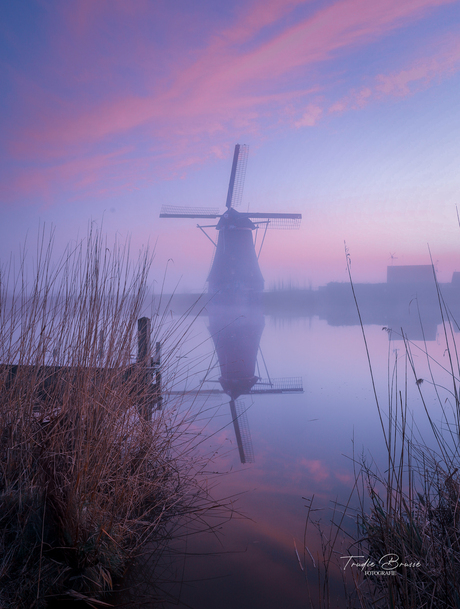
left=216, top=207, right=255, bottom=230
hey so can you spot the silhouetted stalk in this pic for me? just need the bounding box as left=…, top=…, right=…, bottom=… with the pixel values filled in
left=303, top=247, right=460, bottom=608
left=345, top=243, right=389, bottom=456
left=429, top=247, right=460, bottom=432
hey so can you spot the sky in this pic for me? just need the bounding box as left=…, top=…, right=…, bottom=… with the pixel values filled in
left=1, top=0, right=460, bottom=292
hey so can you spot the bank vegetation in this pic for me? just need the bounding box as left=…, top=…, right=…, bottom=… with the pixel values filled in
left=302, top=257, right=460, bottom=608
left=0, top=227, right=226, bottom=608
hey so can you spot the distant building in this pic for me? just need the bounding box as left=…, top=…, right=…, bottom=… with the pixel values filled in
left=387, top=265, right=434, bottom=284
left=452, top=272, right=460, bottom=286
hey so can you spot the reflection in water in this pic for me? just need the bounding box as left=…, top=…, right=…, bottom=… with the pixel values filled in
left=120, top=286, right=460, bottom=609
left=206, top=296, right=303, bottom=463
left=208, top=298, right=264, bottom=463
left=208, top=299, right=264, bottom=400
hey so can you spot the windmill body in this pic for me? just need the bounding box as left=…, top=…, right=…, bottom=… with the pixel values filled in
left=207, top=207, right=264, bottom=294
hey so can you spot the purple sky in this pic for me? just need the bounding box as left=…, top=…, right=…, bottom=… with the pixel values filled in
left=2, top=0, right=460, bottom=291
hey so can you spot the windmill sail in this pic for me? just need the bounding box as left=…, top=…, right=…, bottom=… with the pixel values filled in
left=160, top=206, right=302, bottom=229
left=161, top=208, right=301, bottom=226
left=160, top=205, right=219, bottom=219
left=226, top=144, right=248, bottom=209
left=249, top=213, right=302, bottom=230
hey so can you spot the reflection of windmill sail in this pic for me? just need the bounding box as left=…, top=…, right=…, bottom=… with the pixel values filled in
left=230, top=398, right=254, bottom=464
left=250, top=377, right=303, bottom=394
left=167, top=299, right=304, bottom=464
left=208, top=300, right=262, bottom=464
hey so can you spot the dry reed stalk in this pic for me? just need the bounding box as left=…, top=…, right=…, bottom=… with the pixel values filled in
left=348, top=258, right=460, bottom=608
left=347, top=259, right=460, bottom=608
left=303, top=251, right=460, bottom=608
left=0, top=226, right=230, bottom=608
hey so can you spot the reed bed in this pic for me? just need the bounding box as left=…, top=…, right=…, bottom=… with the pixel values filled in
left=0, top=227, right=228, bottom=608
left=302, top=256, right=460, bottom=608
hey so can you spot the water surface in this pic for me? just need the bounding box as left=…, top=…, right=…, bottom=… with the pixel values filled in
left=122, top=288, right=460, bottom=608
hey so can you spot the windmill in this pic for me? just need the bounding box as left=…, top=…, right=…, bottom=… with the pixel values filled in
left=160, top=144, right=302, bottom=294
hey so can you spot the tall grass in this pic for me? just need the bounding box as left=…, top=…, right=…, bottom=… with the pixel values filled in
left=0, top=226, right=227, bottom=608
left=302, top=254, right=460, bottom=608
left=349, top=259, right=460, bottom=608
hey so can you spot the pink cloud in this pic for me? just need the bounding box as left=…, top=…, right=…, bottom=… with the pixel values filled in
left=335, top=471, right=354, bottom=485
left=294, top=104, right=323, bottom=127
left=11, top=97, right=160, bottom=154
left=2, top=148, right=139, bottom=208
left=217, top=0, right=456, bottom=85
left=328, top=34, right=460, bottom=115
left=376, top=36, right=460, bottom=96
left=215, top=0, right=308, bottom=46
left=3, top=0, right=458, bottom=204
left=15, top=0, right=458, bottom=152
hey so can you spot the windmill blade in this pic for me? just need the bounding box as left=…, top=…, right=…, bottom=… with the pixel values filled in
left=250, top=377, right=304, bottom=394
left=229, top=398, right=255, bottom=464
left=160, top=205, right=220, bottom=219
left=247, top=212, right=302, bottom=230
left=167, top=378, right=304, bottom=397
left=225, top=144, right=249, bottom=209
left=166, top=388, right=224, bottom=397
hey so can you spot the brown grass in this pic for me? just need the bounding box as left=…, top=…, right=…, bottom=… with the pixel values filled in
left=0, top=226, right=228, bottom=608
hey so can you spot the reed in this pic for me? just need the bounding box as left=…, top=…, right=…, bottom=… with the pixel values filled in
left=0, top=226, right=225, bottom=608
left=348, top=304, right=460, bottom=607
left=302, top=252, right=460, bottom=608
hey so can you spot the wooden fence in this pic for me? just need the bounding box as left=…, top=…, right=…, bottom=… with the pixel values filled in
left=0, top=317, right=162, bottom=421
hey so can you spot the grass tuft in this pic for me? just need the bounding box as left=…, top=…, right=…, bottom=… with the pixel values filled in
left=0, top=226, right=226, bottom=607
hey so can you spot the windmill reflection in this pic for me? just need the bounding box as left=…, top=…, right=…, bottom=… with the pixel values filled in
left=208, top=300, right=264, bottom=401
left=206, top=297, right=303, bottom=464
left=207, top=298, right=264, bottom=463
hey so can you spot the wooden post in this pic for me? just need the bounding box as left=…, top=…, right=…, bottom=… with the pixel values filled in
left=137, top=317, right=151, bottom=364
left=137, top=317, right=152, bottom=420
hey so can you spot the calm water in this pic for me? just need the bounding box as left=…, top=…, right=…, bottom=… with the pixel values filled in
left=118, top=288, right=460, bottom=608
